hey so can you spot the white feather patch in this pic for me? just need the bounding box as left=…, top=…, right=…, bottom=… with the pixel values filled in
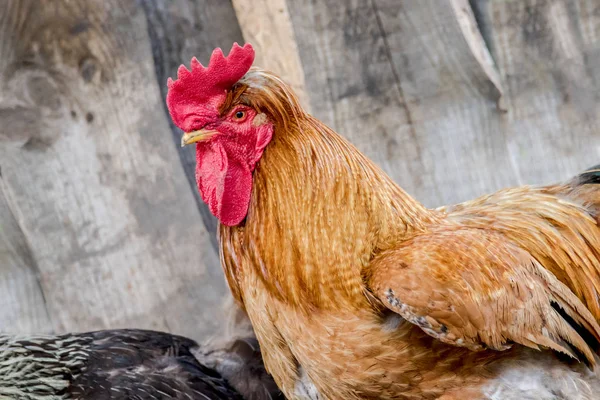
left=294, top=366, right=321, bottom=400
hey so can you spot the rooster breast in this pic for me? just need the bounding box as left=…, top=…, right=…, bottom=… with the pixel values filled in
left=241, top=269, right=600, bottom=400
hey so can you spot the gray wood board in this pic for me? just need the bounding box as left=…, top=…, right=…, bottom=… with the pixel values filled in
left=471, top=0, right=600, bottom=184
left=0, top=172, right=52, bottom=333
left=0, top=0, right=226, bottom=340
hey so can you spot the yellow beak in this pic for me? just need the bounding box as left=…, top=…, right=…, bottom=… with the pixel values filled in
left=180, top=129, right=219, bottom=147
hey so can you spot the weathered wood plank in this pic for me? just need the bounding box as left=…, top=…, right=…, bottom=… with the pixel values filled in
left=450, top=0, right=504, bottom=99
left=285, top=0, right=430, bottom=206
left=285, top=0, right=508, bottom=207
left=140, top=0, right=246, bottom=247
left=472, top=0, right=600, bottom=183
left=0, top=172, right=52, bottom=333
left=372, top=0, right=520, bottom=205
left=0, top=0, right=227, bottom=340
left=231, top=0, right=311, bottom=110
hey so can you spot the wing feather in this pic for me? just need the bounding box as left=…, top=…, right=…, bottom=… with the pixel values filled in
left=366, top=229, right=600, bottom=366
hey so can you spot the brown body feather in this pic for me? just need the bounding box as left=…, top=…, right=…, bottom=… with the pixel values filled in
left=216, top=69, right=600, bottom=399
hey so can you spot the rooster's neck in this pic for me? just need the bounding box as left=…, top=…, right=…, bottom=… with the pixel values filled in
left=220, top=115, right=438, bottom=308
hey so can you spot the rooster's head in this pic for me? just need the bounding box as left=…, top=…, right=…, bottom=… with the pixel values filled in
left=166, top=43, right=302, bottom=227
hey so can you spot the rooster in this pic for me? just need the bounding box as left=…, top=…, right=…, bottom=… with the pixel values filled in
left=167, top=43, right=600, bottom=399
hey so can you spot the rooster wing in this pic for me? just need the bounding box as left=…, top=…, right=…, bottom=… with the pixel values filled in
left=366, top=228, right=600, bottom=366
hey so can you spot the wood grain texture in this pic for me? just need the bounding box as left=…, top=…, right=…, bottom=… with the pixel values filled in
left=372, top=0, right=517, bottom=205
left=450, top=0, right=504, bottom=99
left=231, top=0, right=311, bottom=111
left=0, top=173, right=52, bottom=333
left=472, top=0, right=600, bottom=184
left=0, top=0, right=227, bottom=340
left=285, top=0, right=435, bottom=204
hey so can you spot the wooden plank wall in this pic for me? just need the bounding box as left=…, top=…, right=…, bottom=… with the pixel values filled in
left=1, top=0, right=600, bottom=340
left=0, top=0, right=233, bottom=340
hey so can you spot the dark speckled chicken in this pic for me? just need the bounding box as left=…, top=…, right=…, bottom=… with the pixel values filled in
left=0, top=328, right=283, bottom=400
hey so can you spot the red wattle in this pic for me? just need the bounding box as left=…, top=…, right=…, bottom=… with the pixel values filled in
left=196, top=142, right=253, bottom=226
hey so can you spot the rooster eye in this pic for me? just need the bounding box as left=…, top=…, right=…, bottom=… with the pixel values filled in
left=234, top=110, right=246, bottom=120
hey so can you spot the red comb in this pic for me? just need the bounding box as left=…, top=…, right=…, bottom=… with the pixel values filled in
left=166, top=43, right=255, bottom=130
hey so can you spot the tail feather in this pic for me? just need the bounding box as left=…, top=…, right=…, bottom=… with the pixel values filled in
left=578, top=164, right=600, bottom=185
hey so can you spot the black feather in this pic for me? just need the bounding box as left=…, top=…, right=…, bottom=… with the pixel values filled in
left=578, top=164, right=600, bottom=185
left=70, top=329, right=244, bottom=399
left=0, top=329, right=276, bottom=400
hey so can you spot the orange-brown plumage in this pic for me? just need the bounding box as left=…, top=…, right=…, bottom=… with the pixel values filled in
left=167, top=45, right=600, bottom=399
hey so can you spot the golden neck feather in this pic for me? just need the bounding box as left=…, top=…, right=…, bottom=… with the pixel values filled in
left=220, top=113, right=436, bottom=309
